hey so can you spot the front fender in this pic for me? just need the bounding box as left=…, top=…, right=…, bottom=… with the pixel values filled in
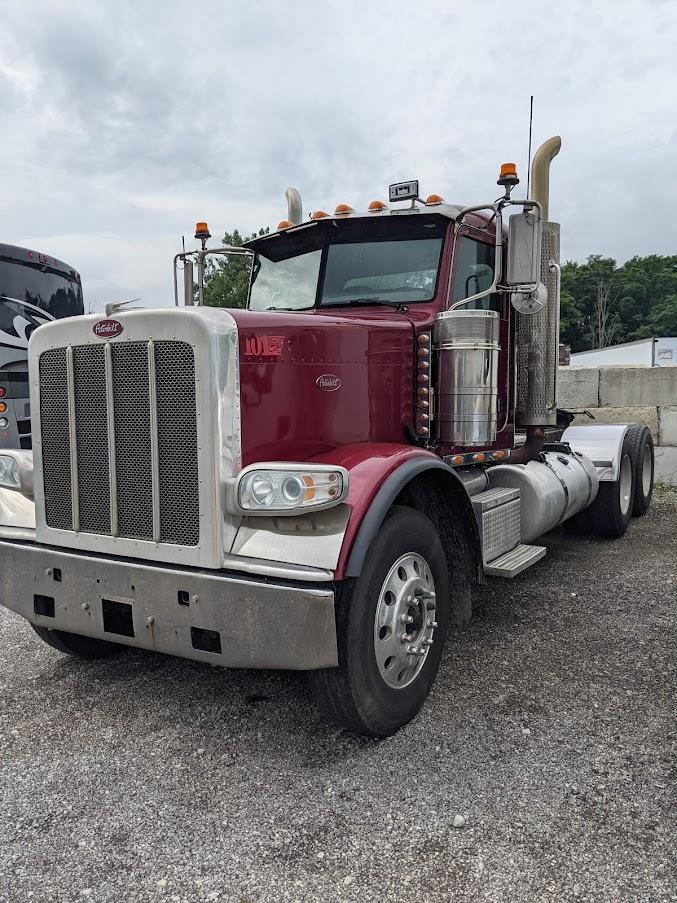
left=308, top=443, right=474, bottom=580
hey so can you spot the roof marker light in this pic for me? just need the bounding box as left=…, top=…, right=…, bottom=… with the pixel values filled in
left=334, top=203, right=354, bottom=215
left=195, top=221, right=211, bottom=239
left=277, top=220, right=293, bottom=231
left=310, top=210, right=329, bottom=220
left=368, top=200, right=388, bottom=212
left=425, top=194, right=444, bottom=205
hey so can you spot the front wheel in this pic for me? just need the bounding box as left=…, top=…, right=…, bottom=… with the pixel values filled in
left=310, top=506, right=451, bottom=737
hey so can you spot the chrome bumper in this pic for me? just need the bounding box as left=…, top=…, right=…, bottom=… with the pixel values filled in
left=0, top=541, right=338, bottom=669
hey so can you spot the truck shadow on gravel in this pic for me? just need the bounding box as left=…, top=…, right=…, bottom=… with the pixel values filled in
left=27, top=501, right=673, bottom=759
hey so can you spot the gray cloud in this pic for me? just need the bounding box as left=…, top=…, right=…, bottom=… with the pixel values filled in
left=1, top=0, right=675, bottom=310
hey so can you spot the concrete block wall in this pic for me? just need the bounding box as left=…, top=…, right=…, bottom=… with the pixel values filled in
left=559, top=366, right=677, bottom=486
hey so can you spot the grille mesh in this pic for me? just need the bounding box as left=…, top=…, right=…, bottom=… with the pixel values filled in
left=155, top=342, right=200, bottom=545
left=73, top=345, right=111, bottom=534
left=39, top=340, right=200, bottom=546
left=39, top=349, right=73, bottom=530
left=112, top=343, right=154, bottom=540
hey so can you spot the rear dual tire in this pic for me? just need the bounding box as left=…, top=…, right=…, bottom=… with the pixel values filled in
left=626, top=424, right=654, bottom=516
left=565, top=425, right=653, bottom=538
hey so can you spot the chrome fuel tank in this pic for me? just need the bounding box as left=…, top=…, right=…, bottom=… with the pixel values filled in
left=435, top=309, right=500, bottom=447
left=486, top=450, right=599, bottom=543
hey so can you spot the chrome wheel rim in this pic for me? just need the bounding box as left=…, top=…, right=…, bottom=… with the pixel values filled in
left=642, top=444, right=652, bottom=497
left=373, top=552, right=437, bottom=690
left=619, top=454, right=633, bottom=516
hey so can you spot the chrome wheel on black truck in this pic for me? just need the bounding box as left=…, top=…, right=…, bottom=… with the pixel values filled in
left=310, top=506, right=450, bottom=736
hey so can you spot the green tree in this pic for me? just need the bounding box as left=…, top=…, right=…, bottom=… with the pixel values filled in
left=560, top=254, right=677, bottom=351
left=202, top=227, right=269, bottom=309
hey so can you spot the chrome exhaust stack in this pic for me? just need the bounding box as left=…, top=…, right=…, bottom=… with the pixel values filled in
left=515, top=136, right=562, bottom=432
left=285, top=187, right=303, bottom=225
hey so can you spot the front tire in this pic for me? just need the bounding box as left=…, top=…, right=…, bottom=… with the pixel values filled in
left=310, top=506, right=451, bottom=737
left=31, top=625, right=121, bottom=659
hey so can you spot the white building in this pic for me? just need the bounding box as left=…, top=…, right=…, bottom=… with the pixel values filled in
left=569, top=337, right=677, bottom=367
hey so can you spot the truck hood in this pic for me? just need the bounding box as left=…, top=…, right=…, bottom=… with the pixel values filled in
left=229, top=308, right=415, bottom=465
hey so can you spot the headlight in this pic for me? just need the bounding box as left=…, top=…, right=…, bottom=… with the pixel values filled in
left=236, top=464, right=349, bottom=514
left=0, top=455, right=21, bottom=489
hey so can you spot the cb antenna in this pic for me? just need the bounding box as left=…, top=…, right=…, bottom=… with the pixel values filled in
left=526, top=95, right=534, bottom=198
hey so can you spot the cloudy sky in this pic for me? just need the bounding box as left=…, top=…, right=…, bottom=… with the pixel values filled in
left=1, top=0, right=675, bottom=310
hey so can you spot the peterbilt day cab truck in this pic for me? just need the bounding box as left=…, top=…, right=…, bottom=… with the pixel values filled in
left=0, top=138, right=655, bottom=736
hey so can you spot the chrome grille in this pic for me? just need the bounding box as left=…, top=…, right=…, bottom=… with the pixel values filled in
left=39, top=349, right=72, bottom=530
left=73, top=345, right=111, bottom=534
left=112, top=343, right=154, bottom=540
left=39, top=340, right=200, bottom=546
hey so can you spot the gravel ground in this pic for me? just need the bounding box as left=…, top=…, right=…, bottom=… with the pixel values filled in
left=1, top=491, right=675, bottom=903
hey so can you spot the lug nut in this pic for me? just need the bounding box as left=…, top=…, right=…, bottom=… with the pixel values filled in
left=423, top=638, right=434, bottom=647
left=407, top=645, right=419, bottom=655
left=400, top=614, right=414, bottom=625
left=427, top=620, right=438, bottom=629
left=401, top=633, right=413, bottom=643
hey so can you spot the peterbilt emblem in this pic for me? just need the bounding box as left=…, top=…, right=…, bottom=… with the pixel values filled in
left=93, top=319, right=123, bottom=338
left=316, top=374, right=341, bottom=392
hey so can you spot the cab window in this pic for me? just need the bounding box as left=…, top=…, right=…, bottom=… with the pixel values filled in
left=451, top=237, right=501, bottom=311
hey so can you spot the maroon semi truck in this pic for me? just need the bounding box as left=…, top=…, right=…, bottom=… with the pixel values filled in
left=0, top=138, right=654, bottom=736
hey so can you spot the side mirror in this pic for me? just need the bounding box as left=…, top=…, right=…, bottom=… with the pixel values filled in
left=507, top=210, right=542, bottom=287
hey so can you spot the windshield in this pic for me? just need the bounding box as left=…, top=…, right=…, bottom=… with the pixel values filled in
left=248, top=216, right=446, bottom=311
left=0, top=259, right=83, bottom=319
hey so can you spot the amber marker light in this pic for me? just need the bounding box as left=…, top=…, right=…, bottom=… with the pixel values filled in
left=334, top=203, right=354, bottom=215
left=451, top=455, right=464, bottom=466
left=473, top=453, right=486, bottom=463
left=425, top=194, right=444, bottom=205
left=497, top=162, right=519, bottom=187
left=277, top=220, right=293, bottom=231
left=0, top=402, right=6, bottom=414
left=310, top=210, right=329, bottom=220
left=368, top=200, right=388, bottom=212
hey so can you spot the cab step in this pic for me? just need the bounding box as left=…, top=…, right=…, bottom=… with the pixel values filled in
left=484, top=543, right=547, bottom=578
left=470, top=486, right=546, bottom=578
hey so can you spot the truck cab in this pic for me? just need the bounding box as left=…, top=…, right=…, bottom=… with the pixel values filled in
left=0, top=140, right=655, bottom=736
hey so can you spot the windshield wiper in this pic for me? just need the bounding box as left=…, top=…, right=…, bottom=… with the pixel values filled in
left=325, top=298, right=409, bottom=311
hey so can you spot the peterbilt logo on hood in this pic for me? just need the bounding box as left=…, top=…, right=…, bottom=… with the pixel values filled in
left=0, top=297, right=54, bottom=350
left=316, top=374, right=341, bottom=392
left=93, top=319, right=123, bottom=338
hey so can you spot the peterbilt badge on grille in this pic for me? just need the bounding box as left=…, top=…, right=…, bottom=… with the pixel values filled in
left=316, top=374, right=341, bottom=391
left=93, top=319, right=124, bottom=338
